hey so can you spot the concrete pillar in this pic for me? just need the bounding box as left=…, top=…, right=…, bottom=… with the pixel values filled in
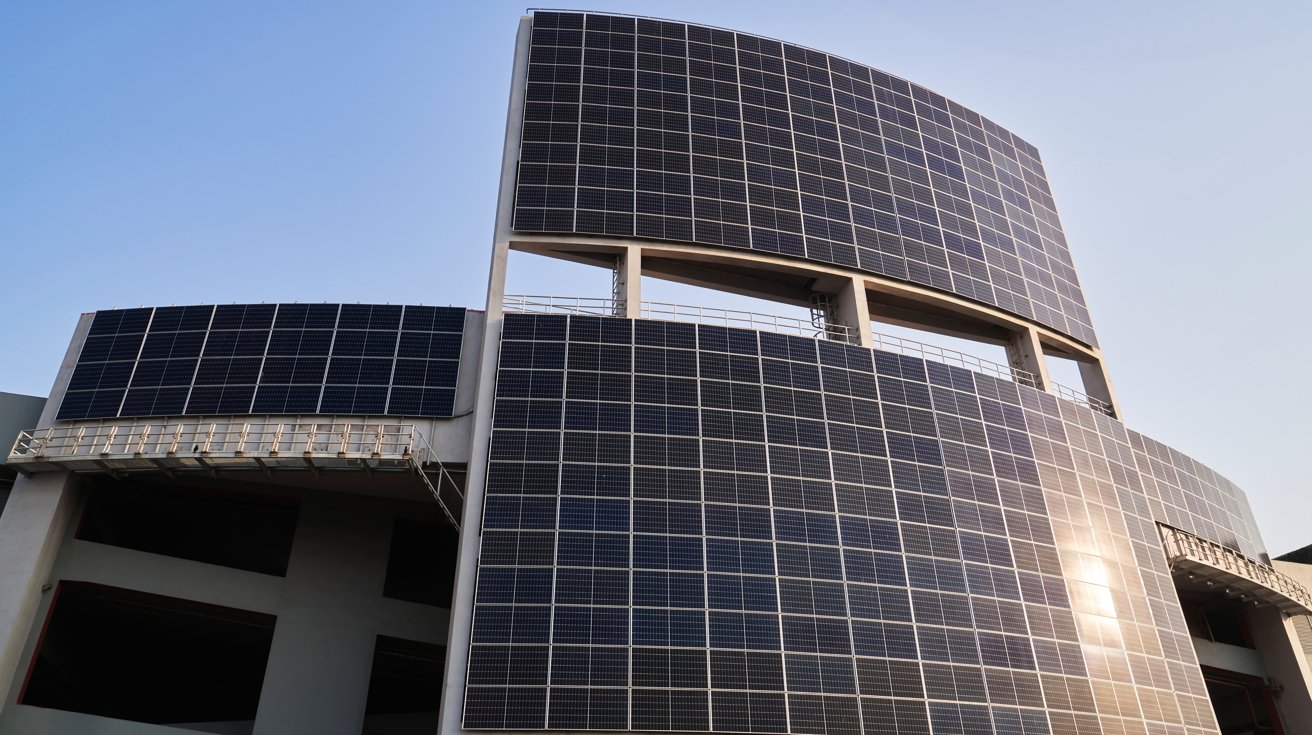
left=615, top=246, right=642, bottom=318
left=1005, top=327, right=1050, bottom=391
left=252, top=498, right=393, bottom=735
left=441, top=18, right=533, bottom=735
left=0, top=473, right=79, bottom=709
left=832, top=275, right=872, bottom=347
left=1078, top=359, right=1123, bottom=419
left=1246, top=606, right=1312, bottom=732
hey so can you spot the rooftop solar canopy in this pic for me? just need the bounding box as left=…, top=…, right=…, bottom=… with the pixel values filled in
left=57, top=304, right=466, bottom=421
left=512, top=11, right=1097, bottom=348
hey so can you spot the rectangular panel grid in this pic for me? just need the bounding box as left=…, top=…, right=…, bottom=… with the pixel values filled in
left=467, top=313, right=1262, bottom=735
left=513, top=11, right=1098, bottom=348
left=57, top=304, right=466, bottom=420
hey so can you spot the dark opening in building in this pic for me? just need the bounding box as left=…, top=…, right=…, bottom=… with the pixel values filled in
left=363, top=635, right=445, bottom=734
left=1180, top=595, right=1255, bottom=648
left=21, top=582, right=275, bottom=732
left=77, top=477, right=299, bottom=575
left=383, top=517, right=459, bottom=607
left=1202, top=666, right=1284, bottom=735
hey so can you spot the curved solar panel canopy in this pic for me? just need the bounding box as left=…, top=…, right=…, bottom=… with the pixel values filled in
left=511, top=11, right=1097, bottom=348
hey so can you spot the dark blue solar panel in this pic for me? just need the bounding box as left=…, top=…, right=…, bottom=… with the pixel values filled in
left=467, top=313, right=1267, bottom=733
left=56, top=304, right=466, bottom=420
left=513, top=11, right=1097, bottom=348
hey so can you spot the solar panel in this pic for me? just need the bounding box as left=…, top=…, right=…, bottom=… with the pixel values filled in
left=465, top=313, right=1266, bottom=733
left=57, top=304, right=467, bottom=420
left=512, top=11, right=1098, bottom=348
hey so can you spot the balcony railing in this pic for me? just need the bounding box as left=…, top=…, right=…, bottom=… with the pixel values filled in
left=868, top=331, right=1037, bottom=388
left=505, top=294, right=1045, bottom=391
left=502, top=294, right=621, bottom=316
left=639, top=301, right=853, bottom=342
left=1160, top=524, right=1312, bottom=615
left=501, top=294, right=1117, bottom=415
left=1050, top=380, right=1114, bottom=416
left=502, top=295, right=854, bottom=342
left=9, top=419, right=465, bottom=530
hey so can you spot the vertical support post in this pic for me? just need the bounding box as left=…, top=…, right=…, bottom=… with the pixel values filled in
left=831, top=275, right=873, bottom=347
left=1078, top=358, right=1122, bottom=419
left=441, top=15, right=532, bottom=735
left=615, top=246, right=642, bottom=318
left=1005, top=327, right=1051, bottom=391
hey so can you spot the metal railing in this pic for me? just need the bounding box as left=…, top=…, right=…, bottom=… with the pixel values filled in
left=869, top=331, right=1038, bottom=387
left=1161, top=524, right=1312, bottom=613
left=503, top=294, right=621, bottom=316
left=11, top=420, right=420, bottom=460
left=1050, top=380, right=1114, bottom=416
left=9, top=419, right=465, bottom=530
left=502, top=295, right=1117, bottom=411
left=503, top=294, right=854, bottom=342
left=640, top=301, right=853, bottom=342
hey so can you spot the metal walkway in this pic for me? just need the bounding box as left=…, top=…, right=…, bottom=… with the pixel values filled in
left=1161, top=524, right=1312, bottom=615
left=8, top=419, right=465, bottom=530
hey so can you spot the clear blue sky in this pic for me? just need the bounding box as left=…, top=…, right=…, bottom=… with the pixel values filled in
left=3, top=1, right=1309, bottom=553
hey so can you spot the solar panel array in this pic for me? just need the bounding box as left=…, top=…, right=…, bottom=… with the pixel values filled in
left=464, top=313, right=1262, bottom=734
left=57, top=304, right=466, bottom=421
left=512, top=11, right=1097, bottom=347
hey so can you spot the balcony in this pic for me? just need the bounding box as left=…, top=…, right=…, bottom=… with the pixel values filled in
left=1161, top=524, right=1312, bottom=615
left=503, top=294, right=1112, bottom=415
left=8, top=419, right=465, bottom=530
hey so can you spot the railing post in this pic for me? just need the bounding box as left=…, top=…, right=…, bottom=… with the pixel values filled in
left=99, top=427, right=117, bottom=456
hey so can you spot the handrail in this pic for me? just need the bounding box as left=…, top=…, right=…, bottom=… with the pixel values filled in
left=502, top=294, right=853, bottom=342
left=640, top=301, right=852, bottom=342
left=501, top=294, right=1120, bottom=408
left=1050, top=380, right=1114, bottom=416
left=868, top=331, right=1036, bottom=388
left=502, top=294, right=621, bottom=316
left=1160, top=524, right=1312, bottom=613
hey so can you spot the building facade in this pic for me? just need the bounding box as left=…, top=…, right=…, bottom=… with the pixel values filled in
left=1, top=10, right=1310, bottom=735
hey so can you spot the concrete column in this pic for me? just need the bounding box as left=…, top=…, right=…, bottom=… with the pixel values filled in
left=0, top=473, right=79, bottom=709
left=832, top=275, right=872, bottom=347
left=615, top=246, right=642, bottom=318
left=1246, top=606, right=1312, bottom=732
left=441, top=18, right=533, bottom=735
left=252, top=498, right=393, bottom=735
left=1005, top=327, right=1050, bottom=391
left=1078, top=359, right=1123, bottom=419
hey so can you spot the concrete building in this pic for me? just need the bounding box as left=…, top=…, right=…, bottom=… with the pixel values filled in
left=0, top=10, right=1309, bottom=735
